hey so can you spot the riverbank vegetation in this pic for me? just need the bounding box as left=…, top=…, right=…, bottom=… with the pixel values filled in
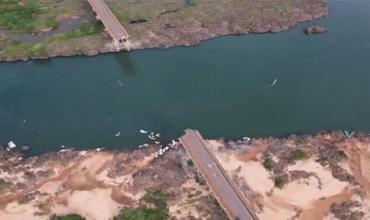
left=0, top=0, right=88, bottom=33
left=0, top=0, right=328, bottom=61
left=0, top=20, right=104, bottom=60
left=52, top=214, right=85, bottom=220
left=114, top=191, right=169, bottom=220
left=0, top=0, right=40, bottom=32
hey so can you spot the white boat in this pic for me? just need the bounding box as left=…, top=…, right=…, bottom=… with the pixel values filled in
left=8, top=141, right=16, bottom=149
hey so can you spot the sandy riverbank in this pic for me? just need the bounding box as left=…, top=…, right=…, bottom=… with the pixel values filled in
left=207, top=132, right=370, bottom=220
left=1, top=131, right=369, bottom=219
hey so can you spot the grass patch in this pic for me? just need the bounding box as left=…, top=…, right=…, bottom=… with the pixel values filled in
left=51, top=214, right=85, bottom=220
left=69, top=22, right=103, bottom=37
left=0, top=0, right=18, bottom=4
left=49, top=21, right=103, bottom=42
left=113, top=191, right=169, bottom=220
left=0, top=41, right=46, bottom=58
left=0, top=0, right=41, bottom=32
left=45, top=16, right=58, bottom=29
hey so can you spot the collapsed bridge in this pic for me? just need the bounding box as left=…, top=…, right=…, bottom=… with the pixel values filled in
left=87, top=0, right=129, bottom=49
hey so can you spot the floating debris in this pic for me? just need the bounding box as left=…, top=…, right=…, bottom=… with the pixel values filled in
left=79, top=151, right=87, bottom=156
left=266, top=78, right=278, bottom=88
left=138, top=143, right=149, bottom=148
left=170, top=140, right=179, bottom=148
left=139, top=129, right=148, bottom=134
left=8, top=141, right=16, bottom=149
left=117, top=80, right=124, bottom=87
left=115, top=131, right=121, bottom=137
left=342, top=130, right=355, bottom=138
left=21, top=146, right=30, bottom=151
left=242, top=136, right=251, bottom=142
left=148, top=133, right=157, bottom=140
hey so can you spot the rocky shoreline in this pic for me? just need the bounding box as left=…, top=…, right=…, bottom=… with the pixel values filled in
left=0, top=0, right=328, bottom=62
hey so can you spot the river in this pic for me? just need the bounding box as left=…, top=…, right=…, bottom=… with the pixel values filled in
left=0, top=0, right=369, bottom=154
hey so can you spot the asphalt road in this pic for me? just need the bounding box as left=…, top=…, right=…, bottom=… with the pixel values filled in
left=180, top=129, right=255, bottom=220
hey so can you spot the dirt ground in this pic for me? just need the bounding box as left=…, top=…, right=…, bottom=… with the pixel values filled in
left=0, top=145, right=226, bottom=220
left=2, top=131, right=369, bottom=219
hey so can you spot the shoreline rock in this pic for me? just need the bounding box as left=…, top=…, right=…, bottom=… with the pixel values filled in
left=303, top=24, right=327, bottom=35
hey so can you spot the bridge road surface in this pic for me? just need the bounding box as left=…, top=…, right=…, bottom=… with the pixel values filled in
left=180, top=129, right=255, bottom=220
left=87, top=0, right=128, bottom=42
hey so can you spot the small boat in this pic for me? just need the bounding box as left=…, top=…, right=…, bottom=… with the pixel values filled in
left=8, top=141, right=16, bottom=149
left=79, top=151, right=87, bottom=156
left=115, top=131, right=121, bottom=137
left=139, top=129, right=148, bottom=134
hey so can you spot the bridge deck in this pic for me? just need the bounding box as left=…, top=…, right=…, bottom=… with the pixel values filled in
left=87, top=0, right=128, bottom=43
left=180, top=129, right=256, bottom=220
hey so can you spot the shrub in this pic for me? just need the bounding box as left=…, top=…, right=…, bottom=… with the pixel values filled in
left=114, top=191, right=169, bottom=220
left=46, top=16, right=58, bottom=29
left=0, top=0, right=41, bottom=32
left=30, top=43, right=46, bottom=56
left=67, top=21, right=103, bottom=38
left=274, top=177, right=286, bottom=189
left=262, top=157, right=273, bottom=171
left=288, top=149, right=307, bottom=163
left=51, top=214, right=85, bottom=220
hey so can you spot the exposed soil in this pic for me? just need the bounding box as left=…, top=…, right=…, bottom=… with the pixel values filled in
left=207, top=131, right=370, bottom=220
left=0, top=144, right=226, bottom=220
left=2, top=131, right=369, bottom=219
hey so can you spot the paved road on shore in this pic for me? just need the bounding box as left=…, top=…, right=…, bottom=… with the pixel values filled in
left=180, top=129, right=255, bottom=220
